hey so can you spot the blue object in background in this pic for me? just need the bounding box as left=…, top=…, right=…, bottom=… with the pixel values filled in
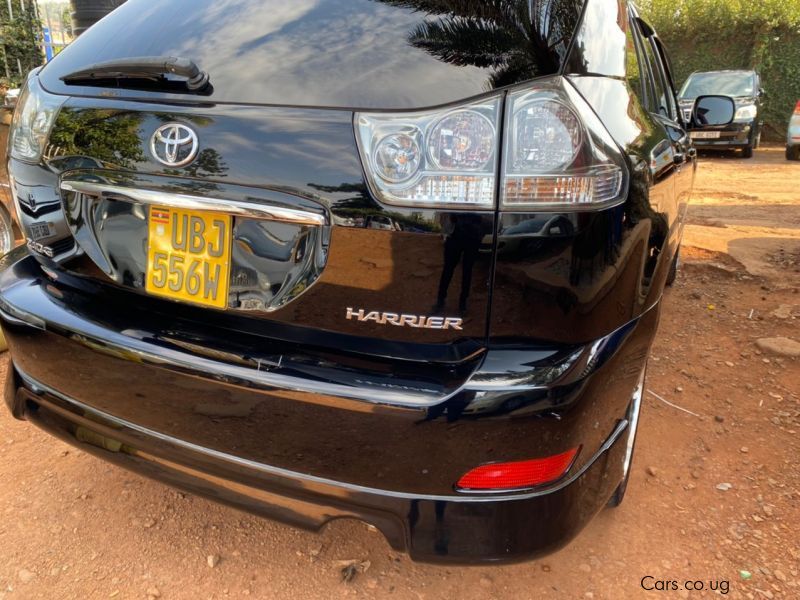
left=43, top=27, right=54, bottom=62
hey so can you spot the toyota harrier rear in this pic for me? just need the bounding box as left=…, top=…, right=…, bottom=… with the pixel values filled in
left=0, top=0, right=693, bottom=563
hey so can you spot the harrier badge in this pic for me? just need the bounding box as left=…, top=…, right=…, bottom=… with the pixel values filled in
left=346, top=308, right=463, bottom=331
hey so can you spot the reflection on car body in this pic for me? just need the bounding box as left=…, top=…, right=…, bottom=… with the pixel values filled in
left=364, top=215, right=402, bottom=231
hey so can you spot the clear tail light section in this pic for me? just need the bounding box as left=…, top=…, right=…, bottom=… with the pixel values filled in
left=501, top=79, right=628, bottom=210
left=355, top=77, right=628, bottom=212
left=355, top=96, right=502, bottom=209
left=9, top=74, right=67, bottom=163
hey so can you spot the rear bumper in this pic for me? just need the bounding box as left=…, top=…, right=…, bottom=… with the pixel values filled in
left=0, top=249, right=658, bottom=563
left=8, top=368, right=628, bottom=564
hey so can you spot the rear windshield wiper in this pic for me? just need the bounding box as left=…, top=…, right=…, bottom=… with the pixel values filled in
left=61, top=56, right=210, bottom=92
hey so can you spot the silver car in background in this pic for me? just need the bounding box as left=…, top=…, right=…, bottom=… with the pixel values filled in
left=788, top=100, right=800, bottom=161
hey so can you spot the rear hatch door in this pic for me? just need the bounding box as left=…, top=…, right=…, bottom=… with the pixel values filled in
left=35, top=0, right=511, bottom=363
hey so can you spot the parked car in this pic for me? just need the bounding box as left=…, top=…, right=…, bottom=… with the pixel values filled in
left=678, top=69, right=764, bottom=158
left=788, top=100, right=800, bottom=161
left=0, top=0, right=704, bottom=563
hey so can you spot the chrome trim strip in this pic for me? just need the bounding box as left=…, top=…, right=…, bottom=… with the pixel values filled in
left=60, top=180, right=328, bottom=227
left=0, top=300, right=46, bottom=331
left=16, top=365, right=628, bottom=503
left=622, top=366, right=646, bottom=478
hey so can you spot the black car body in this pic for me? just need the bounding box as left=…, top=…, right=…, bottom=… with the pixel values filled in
left=679, top=69, right=764, bottom=158
left=0, top=0, right=694, bottom=563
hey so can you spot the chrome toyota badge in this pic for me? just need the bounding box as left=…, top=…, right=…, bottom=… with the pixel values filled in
left=150, top=123, right=199, bottom=167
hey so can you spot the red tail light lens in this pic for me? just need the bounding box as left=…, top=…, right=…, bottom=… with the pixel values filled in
left=795, top=101, right=800, bottom=115
left=456, top=448, right=580, bottom=492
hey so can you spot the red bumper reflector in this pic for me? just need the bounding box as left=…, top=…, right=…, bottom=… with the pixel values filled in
left=456, top=448, right=580, bottom=491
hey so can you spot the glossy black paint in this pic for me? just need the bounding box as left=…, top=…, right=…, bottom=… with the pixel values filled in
left=11, top=377, right=629, bottom=563
left=0, top=0, right=693, bottom=563
left=40, top=0, right=586, bottom=110
left=1, top=246, right=657, bottom=562
left=490, top=0, right=693, bottom=343
left=15, top=97, right=497, bottom=350
left=0, top=245, right=658, bottom=490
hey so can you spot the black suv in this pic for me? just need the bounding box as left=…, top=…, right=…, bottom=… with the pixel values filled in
left=1, top=0, right=699, bottom=563
left=679, top=69, right=764, bottom=158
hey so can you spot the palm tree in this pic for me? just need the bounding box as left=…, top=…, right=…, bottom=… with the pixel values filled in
left=376, top=0, right=584, bottom=88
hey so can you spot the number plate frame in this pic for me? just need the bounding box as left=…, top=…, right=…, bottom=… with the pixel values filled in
left=690, top=131, right=721, bottom=140
left=145, top=206, right=232, bottom=309
left=29, top=221, right=55, bottom=241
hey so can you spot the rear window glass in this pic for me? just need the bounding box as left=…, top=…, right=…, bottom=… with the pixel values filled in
left=40, top=0, right=587, bottom=110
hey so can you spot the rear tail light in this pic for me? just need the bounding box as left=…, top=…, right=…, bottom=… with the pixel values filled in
left=502, top=80, right=627, bottom=209
left=9, top=74, right=66, bottom=163
left=794, top=101, right=800, bottom=115
left=456, top=447, right=580, bottom=492
left=356, top=96, right=502, bottom=208
left=355, top=77, right=628, bottom=211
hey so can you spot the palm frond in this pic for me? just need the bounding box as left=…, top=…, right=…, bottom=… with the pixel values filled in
left=375, top=0, right=517, bottom=22
left=409, top=18, right=519, bottom=68
left=488, top=54, right=542, bottom=88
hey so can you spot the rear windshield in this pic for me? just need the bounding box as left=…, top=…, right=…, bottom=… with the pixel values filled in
left=39, top=0, right=586, bottom=110
left=680, top=72, right=756, bottom=99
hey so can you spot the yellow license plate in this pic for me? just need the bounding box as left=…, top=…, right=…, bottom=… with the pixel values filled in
left=145, top=206, right=232, bottom=309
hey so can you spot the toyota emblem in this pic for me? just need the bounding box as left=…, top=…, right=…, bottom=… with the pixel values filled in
left=150, top=123, right=199, bottom=167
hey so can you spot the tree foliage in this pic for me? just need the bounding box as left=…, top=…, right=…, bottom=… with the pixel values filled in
left=639, top=0, right=800, bottom=138
left=638, top=0, right=800, bottom=32
left=0, top=0, right=43, bottom=89
left=377, top=0, right=583, bottom=89
left=48, top=109, right=146, bottom=169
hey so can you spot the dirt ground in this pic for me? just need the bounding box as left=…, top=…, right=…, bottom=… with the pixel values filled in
left=1, top=147, right=798, bottom=600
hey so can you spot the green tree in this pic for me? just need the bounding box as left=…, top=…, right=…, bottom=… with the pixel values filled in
left=0, top=0, right=43, bottom=88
